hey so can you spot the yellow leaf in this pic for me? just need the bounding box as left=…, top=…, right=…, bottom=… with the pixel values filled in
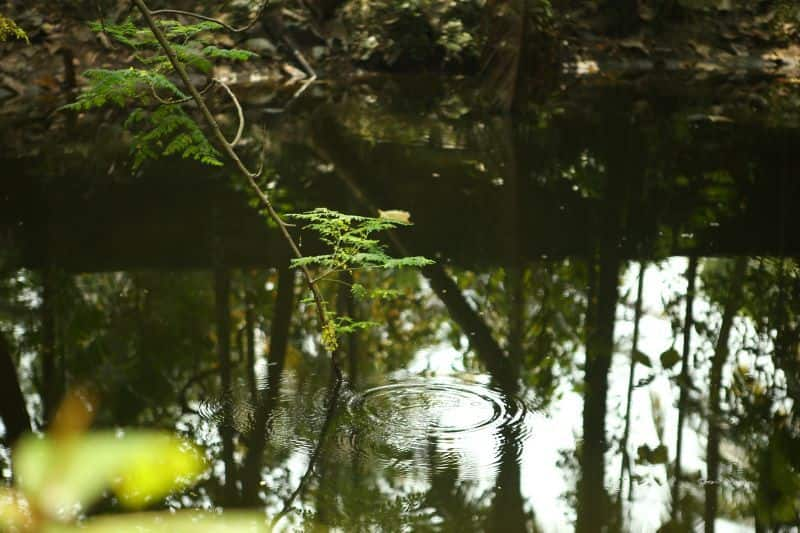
left=378, top=209, right=411, bottom=224
left=0, top=488, right=33, bottom=531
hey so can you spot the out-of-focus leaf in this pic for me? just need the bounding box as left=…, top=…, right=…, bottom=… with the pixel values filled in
left=377, top=209, right=411, bottom=224
left=633, top=350, right=652, bottom=367
left=636, top=444, right=669, bottom=465
left=112, top=433, right=205, bottom=508
left=43, top=511, right=271, bottom=532
left=14, top=431, right=204, bottom=520
left=0, top=488, right=33, bottom=531
left=660, top=348, right=682, bottom=369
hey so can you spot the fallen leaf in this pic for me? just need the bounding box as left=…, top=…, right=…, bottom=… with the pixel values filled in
left=619, top=37, right=649, bottom=56
left=378, top=209, right=411, bottom=224
left=688, top=40, right=711, bottom=59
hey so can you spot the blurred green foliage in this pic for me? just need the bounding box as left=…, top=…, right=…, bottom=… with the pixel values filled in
left=0, top=391, right=268, bottom=532
left=341, top=0, right=484, bottom=69
left=0, top=14, right=28, bottom=43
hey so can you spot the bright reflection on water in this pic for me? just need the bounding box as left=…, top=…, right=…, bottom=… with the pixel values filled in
left=345, top=377, right=533, bottom=480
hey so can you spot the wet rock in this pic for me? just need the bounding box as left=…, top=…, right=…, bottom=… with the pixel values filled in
left=242, top=38, right=277, bottom=57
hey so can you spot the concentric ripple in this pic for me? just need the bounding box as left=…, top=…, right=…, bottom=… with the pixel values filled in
left=196, top=394, right=256, bottom=433
left=343, top=377, right=534, bottom=480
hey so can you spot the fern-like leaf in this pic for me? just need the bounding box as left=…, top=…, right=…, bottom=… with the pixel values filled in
left=286, top=208, right=434, bottom=275
left=62, top=68, right=187, bottom=111
left=202, top=46, right=259, bottom=61
left=126, top=106, right=223, bottom=169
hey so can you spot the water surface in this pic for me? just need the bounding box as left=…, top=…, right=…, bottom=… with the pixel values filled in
left=1, top=75, right=799, bottom=531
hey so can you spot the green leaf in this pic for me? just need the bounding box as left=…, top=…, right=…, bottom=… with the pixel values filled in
left=370, top=288, right=402, bottom=300
left=62, top=68, right=187, bottom=112
left=322, top=320, right=338, bottom=352
left=202, top=46, right=258, bottom=61
left=287, top=208, right=433, bottom=274
left=660, top=348, right=682, bottom=370
left=14, top=431, right=204, bottom=519
left=333, top=316, right=380, bottom=334
left=350, top=283, right=368, bottom=299
left=126, top=105, right=223, bottom=169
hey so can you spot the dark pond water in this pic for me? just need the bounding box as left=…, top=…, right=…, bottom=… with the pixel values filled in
left=2, top=74, right=800, bottom=532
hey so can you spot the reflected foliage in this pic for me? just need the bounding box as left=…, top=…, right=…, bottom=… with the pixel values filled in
left=3, top=76, right=800, bottom=532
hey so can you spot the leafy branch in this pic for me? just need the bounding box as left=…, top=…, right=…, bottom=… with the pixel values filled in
left=287, top=208, right=433, bottom=275
left=288, top=208, right=433, bottom=349
left=62, top=15, right=253, bottom=169
left=108, top=0, right=433, bottom=373
left=64, top=0, right=432, bottom=374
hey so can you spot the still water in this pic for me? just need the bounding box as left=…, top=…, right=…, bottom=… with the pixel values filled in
left=1, top=75, right=799, bottom=531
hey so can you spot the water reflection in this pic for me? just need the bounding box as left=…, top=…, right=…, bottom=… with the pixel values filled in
left=345, top=377, right=532, bottom=480
left=1, top=77, right=800, bottom=531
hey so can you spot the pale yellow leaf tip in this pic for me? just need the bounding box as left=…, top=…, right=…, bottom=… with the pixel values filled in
left=378, top=209, right=411, bottom=224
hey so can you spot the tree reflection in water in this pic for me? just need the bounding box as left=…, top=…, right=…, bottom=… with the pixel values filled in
left=2, top=78, right=800, bottom=531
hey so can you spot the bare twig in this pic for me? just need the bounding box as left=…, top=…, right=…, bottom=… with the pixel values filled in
left=213, top=78, right=245, bottom=147
left=291, top=76, right=315, bottom=100
left=289, top=45, right=317, bottom=80
left=132, top=0, right=340, bottom=380
left=273, top=373, right=341, bottom=525
left=150, top=0, right=270, bottom=33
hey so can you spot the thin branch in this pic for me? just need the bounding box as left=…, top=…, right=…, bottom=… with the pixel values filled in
left=150, top=0, right=270, bottom=33
left=619, top=261, right=645, bottom=503
left=290, top=47, right=317, bottom=81
left=671, top=256, right=697, bottom=523
left=311, top=267, right=338, bottom=284
left=213, top=78, right=245, bottom=147
left=132, top=0, right=340, bottom=381
left=148, top=78, right=214, bottom=105
left=316, top=277, right=352, bottom=288
left=291, top=76, right=315, bottom=100
left=273, top=373, right=341, bottom=525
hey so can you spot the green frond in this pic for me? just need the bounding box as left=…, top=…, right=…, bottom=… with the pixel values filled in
left=0, top=15, right=28, bottom=43
left=88, top=19, right=240, bottom=76
left=383, top=256, right=435, bottom=268
left=89, top=19, right=221, bottom=49
left=62, top=68, right=187, bottom=112
left=333, top=316, right=381, bottom=335
left=351, top=252, right=393, bottom=267
left=322, top=320, right=339, bottom=352
left=351, top=283, right=369, bottom=299
left=202, top=46, right=258, bottom=61
left=290, top=255, right=336, bottom=269
left=142, top=43, right=214, bottom=73
left=287, top=208, right=434, bottom=278
left=126, top=106, right=222, bottom=169
left=160, top=20, right=222, bottom=40
left=351, top=284, right=402, bottom=301
left=369, top=288, right=402, bottom=300
left=89, top=19, right=145, bottom=48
